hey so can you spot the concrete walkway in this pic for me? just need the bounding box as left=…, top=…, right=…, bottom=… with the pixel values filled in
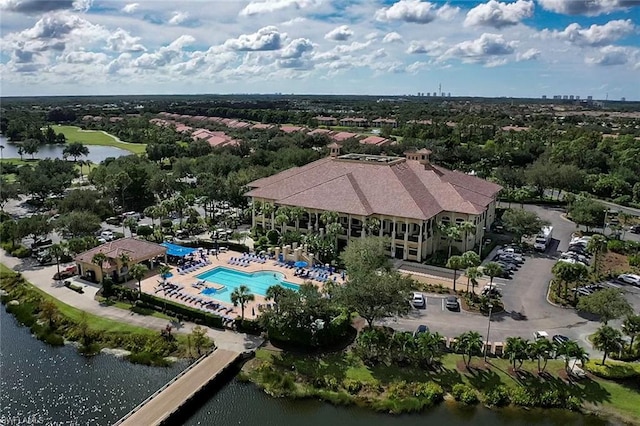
left=0, top=251, right=263, bottom=353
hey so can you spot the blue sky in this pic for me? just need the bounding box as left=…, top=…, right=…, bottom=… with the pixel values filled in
left=1, top=0, right=639, bottom=99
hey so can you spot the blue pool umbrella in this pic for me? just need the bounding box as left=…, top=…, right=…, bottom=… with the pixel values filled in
left=294, top=261, right=308, bottom=268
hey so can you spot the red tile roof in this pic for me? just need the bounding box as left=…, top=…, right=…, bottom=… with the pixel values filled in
left=360, top=136, right=390, bottom=146
left=331, top=132, right=360, bottom=141
left=307, top=128, right=333, bottom=136
left=280, top=125, right=305, bottom=133
left=75, top=238, right=166, bottom=270
left=246, top=155, right=502, bottom=221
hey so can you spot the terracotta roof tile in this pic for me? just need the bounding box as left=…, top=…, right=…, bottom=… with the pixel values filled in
left=75, top=238, right=166, bottom=270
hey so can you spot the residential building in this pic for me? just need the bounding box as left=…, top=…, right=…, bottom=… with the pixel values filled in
left=314, top=116, right=338, bottom=126
left=245, top=147, right=502, bottom=262
left=75, top=238, right=167, bottom=283
left=339, top=117, right=369, bottom=127
left=371, top=118, right=398, bottom=128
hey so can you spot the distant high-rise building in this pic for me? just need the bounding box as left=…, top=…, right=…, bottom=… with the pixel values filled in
left=447, top=92, right=451, bottom=97
left=575, top=95, right=580, bottom=100
left=563, top=95, right=568, bottom=100
left=587, top=95, right=593, bottom=101
left=553, top=95, right=561, bottom=100
left=542, top=95, right=547, bottom=99
left=426, top=92, right=431, bottom=97
left=569, top=95, right=574, bottom=100
left=621, top=97, right=626, bottom=102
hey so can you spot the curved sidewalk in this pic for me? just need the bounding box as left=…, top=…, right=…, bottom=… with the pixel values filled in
left=0, top=250, right=263, bottom=353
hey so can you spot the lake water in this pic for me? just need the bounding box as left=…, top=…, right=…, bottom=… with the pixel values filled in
left=0, top=135, right=129, bottom=163
left=0, top=307, right=616, bottom=426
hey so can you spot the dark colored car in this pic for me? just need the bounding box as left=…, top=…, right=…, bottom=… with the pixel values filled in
left=552, top=335, right=570, bottom=345
left=630, top=225, right=640, bottom=234
left=414, top=325, right=429, bottom=336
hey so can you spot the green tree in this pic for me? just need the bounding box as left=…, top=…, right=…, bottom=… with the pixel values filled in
left=341, top=237, right=391, bottom=277
left=455, top=331, right=484, bottom=367
left=501, top=208, right=549, bottom=243
left=190, top=325, right=208, bottom=357
left=446, top=255, right=465, bottom=292
left=261, top=202, right=275, bottom=229
left=622, top=315, right=640, bottom=350
left=22, top=138, right=41, bottom=159
left=62, top=142, right=89, bottom=162
left=439, top=223, right=461, bottom=259
left=577, top=288, right=633, bottom=324
left=458, top=221, right=476, bottom=252
left=592, top=325, right=623, bottom=365
left=529, top=338, right=554, bottom=373
left=483, top=262, right=503, bottom=285
left=57, top=211, right=102, bottom=238
left=129, top=263, right=148, bottom=296
left=230, top=284, right=255, bottom=321
left=364, top=217, right=381, bottom=237
left=586, top=234, right=607, bottom=274
left=568, top=198, right=606, bottom=231
left=336, top=271, right=413, bottom=329
left=265, top=285, right=287, bottom=314
left=118, top=252, right=132, bottom=283
left=466, top=266, right=483, bottom=294
left=289, top=206, right=306, bottom=231
left=48, top=243, right=66, bottom=280
left=158, top=264, right=172, bottom=283
left=504, top=336, right=529, bottom=371
left=91, top=252, right=108, bottom=284
left=461, top=251, right=481, bottom=292
left=0, top=177, right=20, bottom=212
left=39, top=300, right=59, bottom=329
left=551, top=261, right=588, bottom=299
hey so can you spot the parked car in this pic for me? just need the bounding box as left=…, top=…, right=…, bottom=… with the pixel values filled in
left=31, top=238, right=53, bottom=249
left=561, top=252, right=590, bottom=265
left=414, top=324, right=429, bottom=336
left=482, top=285, right=502, bottom=297
left=105, top=216, right=122, bottom=225
left=533, top=331, right=549, bottom=340
left=122, top=211, right=142, bottom=221
left=552, top=334, right=570, bottom=345
left=569, top=365, right=587, bottom=380
left=412, top=292, right=426, bottom=308
left=53, top=265, right=78, bottom=280
left=617, top=274, right=640, bottom=287
left=100, top=230, right=115, bottom=241
left=445, top=296, right=460, bottom=311
left=497, top=252, right=524, bottom=264
left=630, top=225, right=640, bottom=234
left=495, top=261, right=517, bottom=272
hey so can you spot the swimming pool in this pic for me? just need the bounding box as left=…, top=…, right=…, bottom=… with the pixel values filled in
left=196, top=267, right=299, bottom=303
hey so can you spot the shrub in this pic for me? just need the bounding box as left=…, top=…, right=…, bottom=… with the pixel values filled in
left=266, top=230, right=279, bottom=245
left=140, top=293, right=224, bottom=328
left=510, top=387, right=536, bottom=407
left=342, top=379, right=363, bottom=395
left=584, top=360, right=640, bottom=379
left=161, top=219, right=173, bottom=228
left=11, top=245, right=31, bottom=258
left=484, top=385, right=510, bottom=407
left=451, top=384, right=478, bottom=405
left=629, top=254, right=640, bottom=268
left=136, top=225, right=153, bottom=237
left=127, top=351, right=171, bottom=366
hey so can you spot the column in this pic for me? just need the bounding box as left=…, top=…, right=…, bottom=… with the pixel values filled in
left=418, top=221, right=424, bottom=260
left=271, top=210, right=275, bottom=230
left=315, top=212, right=319, bottom=231
left=391, top=218, right=397, bottom=257
left=307, top=210, right=312, bottom=231
left=251, top=200, right=256, bottom=228
left=361, top=216, right=366, bottom=239
left=347, top=215, right=352, bottom=238
left=379, top=217, right=384, bottom=238
left=403, top=219, right=409, bottom=260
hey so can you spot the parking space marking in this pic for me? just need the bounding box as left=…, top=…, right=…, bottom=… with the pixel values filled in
left=607, top=282, right=621, bottom=288
left=441, top=299, right=445, bottom=311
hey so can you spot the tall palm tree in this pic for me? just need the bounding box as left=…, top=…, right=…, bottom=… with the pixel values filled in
left=230, top=284, right=255, bottom=321
left=415, top=331, right=444, bottom=368
left=529, top=338, right=554, bottom=373
left=592, top=325, right=623, bottom=365
left=320, top=210, right=339, bottom=226
left=262, top=202, right=275, bottom=230
left=458, top=221, right=476, bottom=252
left=446, top=255, right=465, bottom=292
left=555, top=340, right=579, bottom=373
left=265, top=285, right=287, bottom=313
left=438, top=222, right=461, bottom=259
left=158, top=264, right=172, bottom=284
left=289, top=207, right=306, bottom=231
left=455, top=331, right=484, bottom=367
left=364, top=217, right=381, bottom=237
left=483, top=262, right=503, bottom=286
left=274, top=207, right=291, bottom=234
left=623, top=314, right=640, bottom=350
left=552, top=261, right=588, bottom=300
left=118, top=252, right=131, bottom=283
left=143, top=206, right=157, bottom=227
left=91, top=252, right=108, bottom=283
left=466, top=266, right=483, bottom=294
left=173, top=195, right=187, bottom=226
left=586, top=234, right=607, bottom=274
left=504, top=336, right=529, bottom=371
left=49, top=243, right=66, bottom=280
left=129, top=263, right=149, bottom=297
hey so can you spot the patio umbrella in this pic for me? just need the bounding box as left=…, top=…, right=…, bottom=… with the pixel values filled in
left=294, top=261, right=308, bottom=268
left=252, top=307, right=255, bottom=317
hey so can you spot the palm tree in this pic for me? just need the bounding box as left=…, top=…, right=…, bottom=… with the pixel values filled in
left=261, top=202, right=275, bottom=229
left=458, top=221, right=476, bottom=252
left=91, top=252, right=108, bottom=283
left=623, top=314, right=640, bottom=350
left=289, top=207, right=306, bottom=231
left=455, top=331, right=484, bottom=367
left=569, top=345, right=590, bottom=372
left=461, top=251, right=481, bottom=292
left=143, top=206, right=157, bottom=227
left=438, top=223, right=461, bottom=259
left=504, top=336, right=529, bottom=371
left=446, top=255, right=465, bottom=292
left=274, top=207, right=290, bottom=234
left=364, top=217, right=381, bottom=237
left=529, top=338, right=554, bottom=373
left=552, top=261, right=588, bottom=300
left=173, top=195, right=187, bottom=226
left=555, top=340, right=579, bottom=373
left=483, top=262, right=504, bottom=286
left=586, top=234, right=607, bottom=274
left=124, top=217, right=137, bottom=236
left=415, top=331, right=444, bottom=367
left=320, top=210, right=339, bottom=226
left=265, top=285, right=287, bottom=313
left=118, top=252, right=131, bottom=283
left=230, top=285, right=255, bottom=321
left=592, top=325, right=623, bottom=365
left=466, top=266, right=483, bottom=294
left=49, top=243, right=66, bottom=280
left=129, top=263, right=149, bottom=296
left=158, top=264, right=172, bottom=284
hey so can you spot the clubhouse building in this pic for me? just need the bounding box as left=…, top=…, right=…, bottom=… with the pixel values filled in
left=246, top=146, right=502, bottom=262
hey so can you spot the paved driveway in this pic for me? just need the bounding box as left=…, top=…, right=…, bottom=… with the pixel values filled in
left=383, top=204, right=634, bottom=355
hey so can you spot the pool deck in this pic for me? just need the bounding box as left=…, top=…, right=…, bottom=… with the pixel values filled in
left=140, top=250, right=341, bottom=320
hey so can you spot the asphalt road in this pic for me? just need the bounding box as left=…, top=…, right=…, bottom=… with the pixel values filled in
left=383, top=204, right=640, bottom=355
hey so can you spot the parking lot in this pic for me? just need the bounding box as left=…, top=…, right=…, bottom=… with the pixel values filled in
left=384, top=204, right=640, bottom=353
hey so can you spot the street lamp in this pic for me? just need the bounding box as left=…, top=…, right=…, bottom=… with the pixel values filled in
left=603, top=209, right=609, bottom=235
left=484, top=303, right=494, bottom=361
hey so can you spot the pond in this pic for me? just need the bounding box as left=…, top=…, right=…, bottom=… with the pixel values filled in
left=0, top=135, right=130, bottom=163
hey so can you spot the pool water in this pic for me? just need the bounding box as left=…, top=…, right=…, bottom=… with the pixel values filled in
left=196, top=267, right=299, bottom=303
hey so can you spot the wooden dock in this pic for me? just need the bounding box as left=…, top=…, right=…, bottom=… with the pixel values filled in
left=115, top=348, right=241, bottom=426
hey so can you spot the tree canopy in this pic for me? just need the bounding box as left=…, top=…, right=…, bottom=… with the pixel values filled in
left=577, top=288, right=633, bottom=324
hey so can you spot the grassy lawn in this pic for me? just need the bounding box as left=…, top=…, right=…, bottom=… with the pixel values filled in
left=99, top=297, right=173, bottom=321
left=54, top=125, right=147, bottom=154
left=253, top=348, right=640, bottom=421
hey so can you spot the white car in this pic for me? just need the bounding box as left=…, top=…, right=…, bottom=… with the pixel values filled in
left=497, top=253, right=524, bottom=263
left=617, top=274, right=640, bottom=287
left=412, top=292, right=426, bottom=308
left=100, top=230, right=114, bottom=241
left=558, top=258, right=587, bottom=267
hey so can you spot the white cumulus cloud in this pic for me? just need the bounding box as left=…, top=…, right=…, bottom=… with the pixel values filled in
left=106, top=28, right=146, bottom=52
left=443, top=33, right=517, bottom=65
left=586, top=45, right=636, bottom=65
left=382, top=32, right=403, bottom=43
left=375, top=0, right=438, bottom=24
left=224, top=26, right=284, bottom=51
left=168, top=11, right=190, bottom=25
left=133, top=35, right=195, bottom=69
left=0, top=0, right=92, bottom=13
left=239, top=0, right=319, bottom=16
left=324, top=25, right=353, bottom=41
left=121, top=3, right=138, bottom=13
left=541, top=19, right=635, bottom=46
left=516, top=48, right=540, bottom=61
left=464, top=0, right=534, bottom=28
left=538, top=0, right=640, bottom=16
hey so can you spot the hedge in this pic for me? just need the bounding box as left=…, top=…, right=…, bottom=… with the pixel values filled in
left=584, top=360, right=640, bottom=379
left=140, top=293, right=224, bottom=328
left=179, top=239, right=250, bottom=254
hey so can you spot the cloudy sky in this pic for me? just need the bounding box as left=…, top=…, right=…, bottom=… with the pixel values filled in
left=1, top=0, right=639, bottom=99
